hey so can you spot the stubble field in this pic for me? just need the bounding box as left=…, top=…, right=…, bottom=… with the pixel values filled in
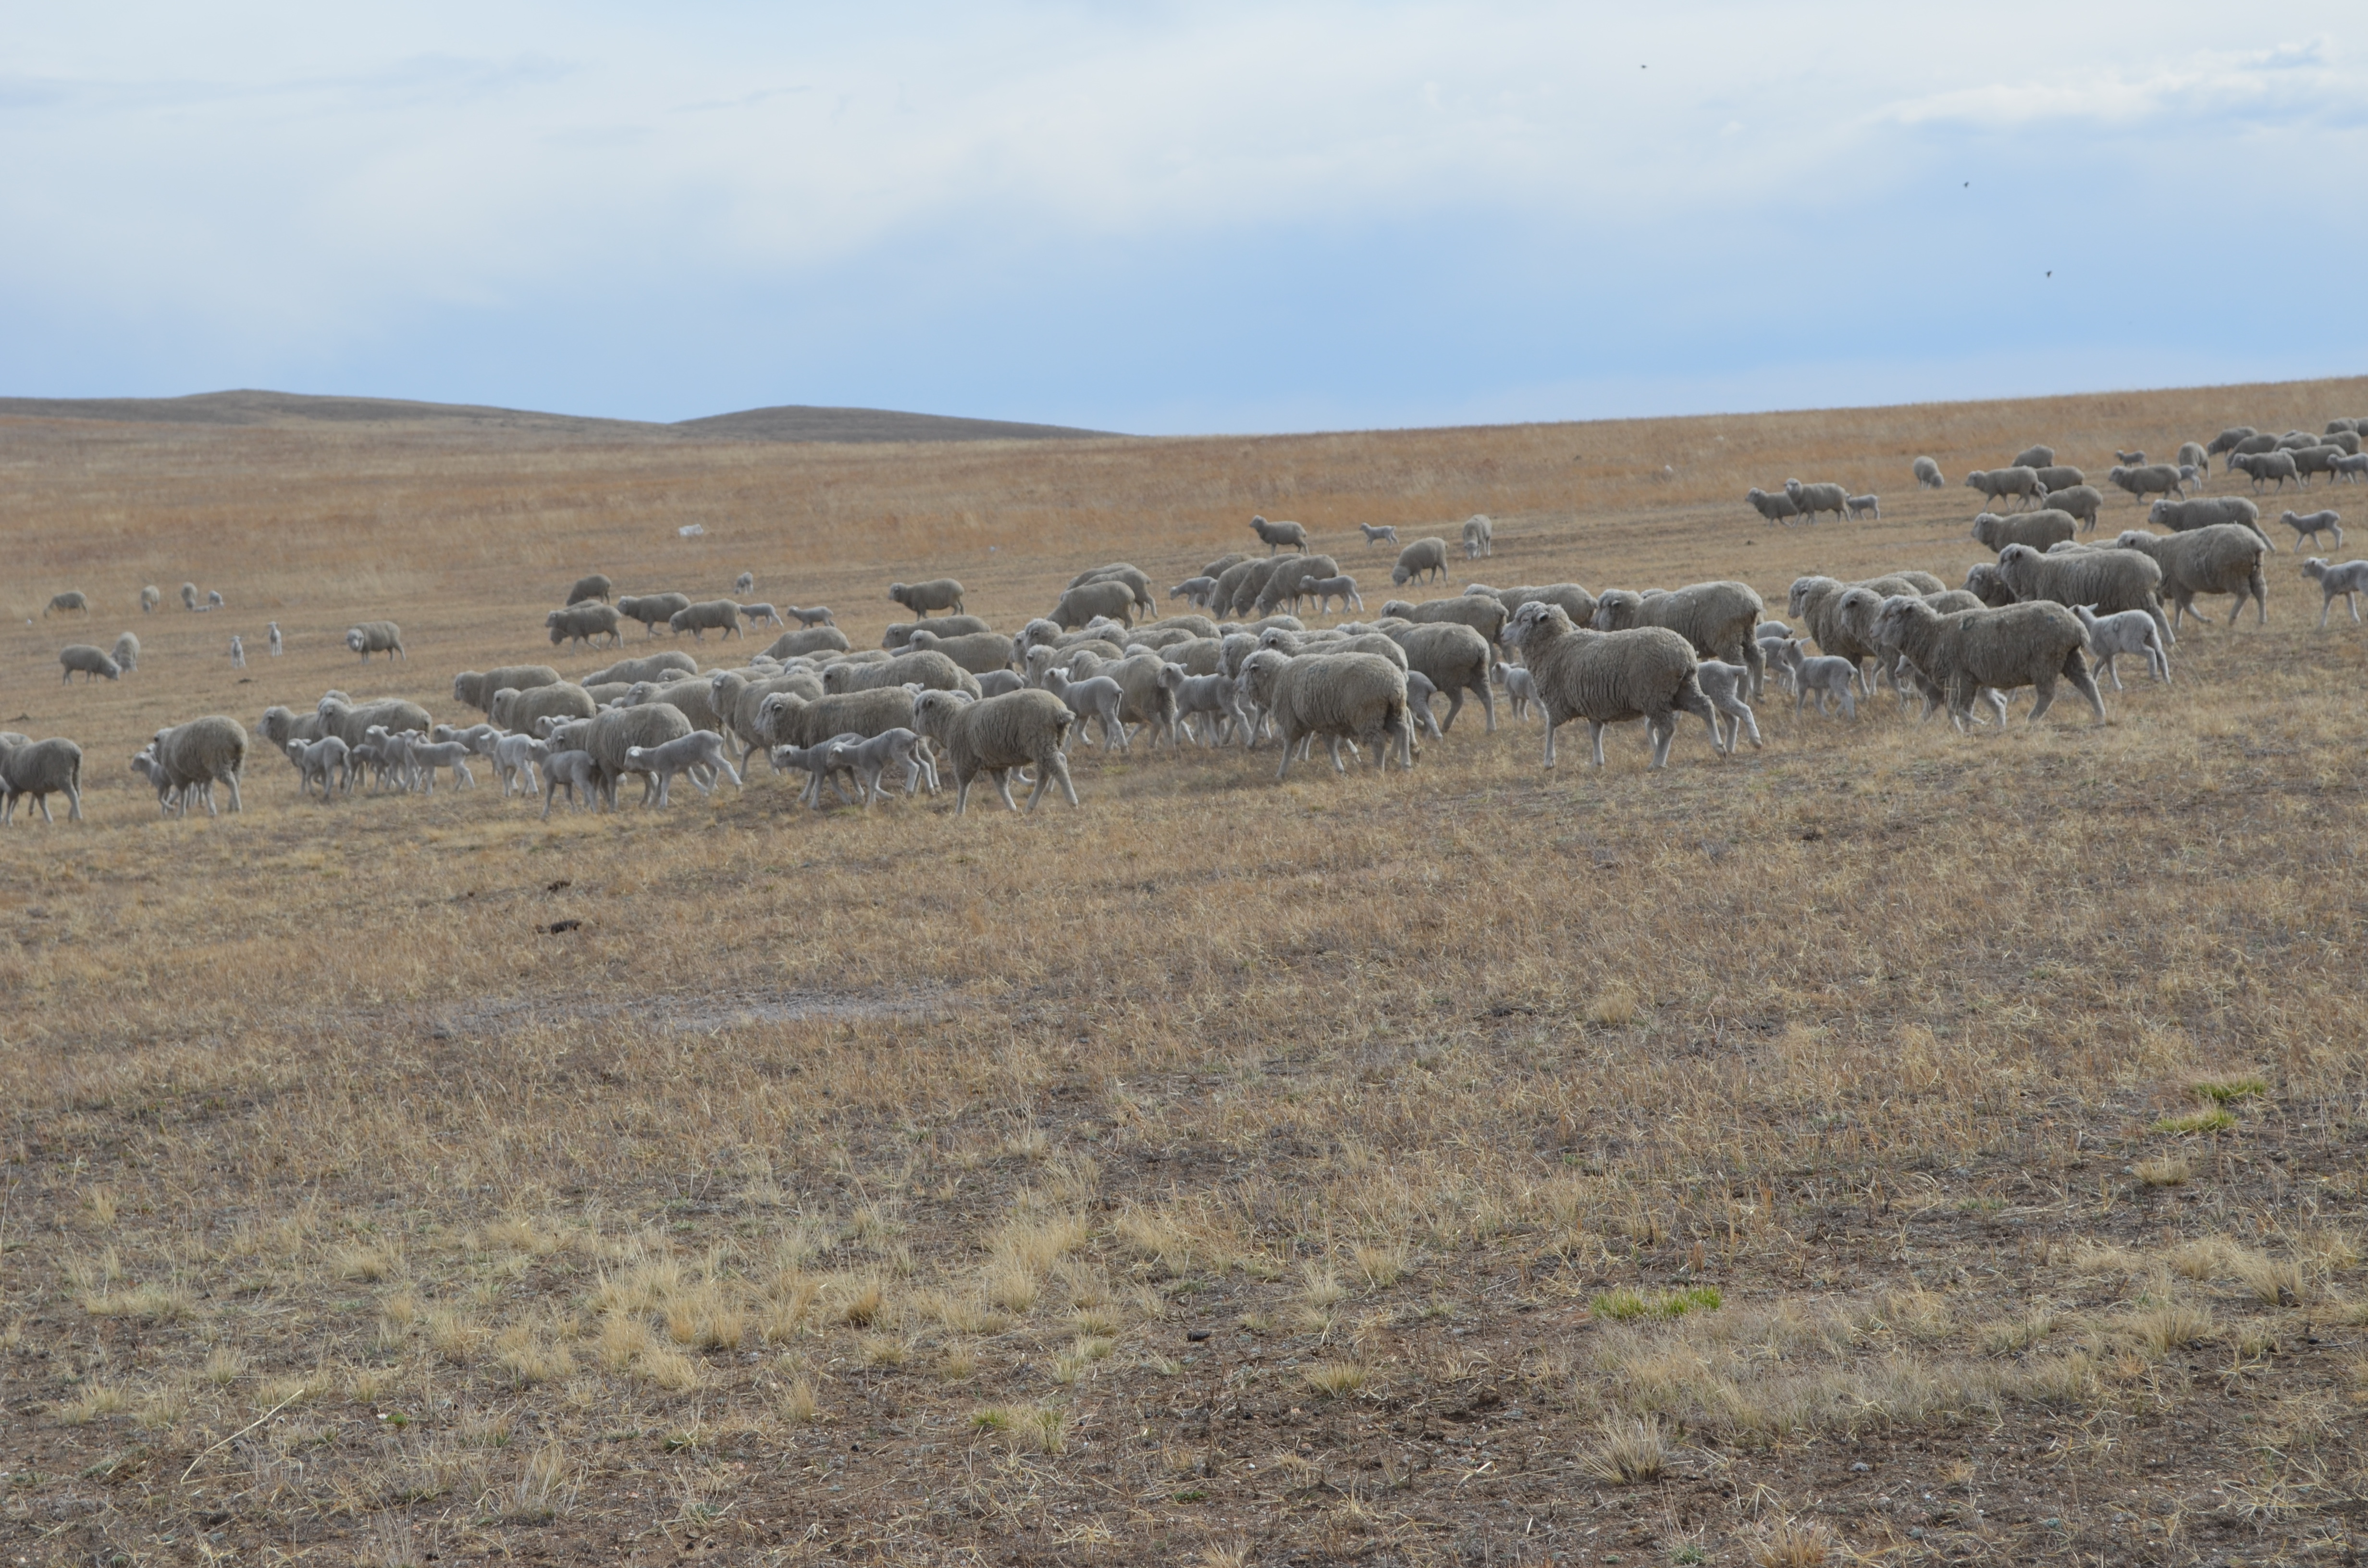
left=3, top=377, right=2368, bottom=1567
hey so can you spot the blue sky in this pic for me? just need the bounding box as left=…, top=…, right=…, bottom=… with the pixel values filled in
left=5, top=3, right=2365, bottom=433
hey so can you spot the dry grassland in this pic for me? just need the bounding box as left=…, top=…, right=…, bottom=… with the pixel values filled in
left=4, top=376, right=2368, bottom=1567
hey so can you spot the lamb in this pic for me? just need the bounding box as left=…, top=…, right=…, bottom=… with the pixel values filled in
left=2109, top=525, right=2269, bottom=629
left=2282, top=509, right=2343, bottom=550
left=1170, top=576, right=1218, bottom=607
left=617, top=592, right=692, bottom=636
left=140, top=585, right=161, bottom=614
left=622, top=731, right=743, bottom=807
left=738, top=602, right=786, bottom=628
left=888, top=578, right=967, bottom=617
left=360, top=725, right=421, bottom=793
left=1973, top=510, right=2076, bottom=552
left=1358, top=523, right=1400, bottom=546
left=975, top=670, right=1025, bottom=698
left=904, top=629, right=1017, bottom=675
left=1042, top=668, right=1131, bottom=751
left=1498, top=663, right=1540, bottom=722
left=762, top=626, right=852, bottom=660
left=822, top=649, right=981, bottom=699
left=1845, top=494, right=1880, bottom=521
left=59, top=645, right=121, bottom=683
left=2013, top=444, right=2057, bottom=470
left=2177, top=441, right=2209, bottom=472
left=490, top=683, right=598, bottom=735
left=767, top=735, right=863, bottom=808
left=1775, top=639, right=1859, bottom=720
left=2114, top=450, right=2146, bottom=465
left=911, top=689, right=1078, bottom=814
left=2231, top=451, right=2300, bottom=491
left=820, top=728, right=935, bottom=807
left=1590, top=580, right=1766, bottom=700
left=43, top=590, right=88, bottom=617
left=1498, top=602, right=1711, bottom=770
left=180, top=583, right=198, bottom=611
left=1993, top=542, right=2175, bottom=647
left=1401, top=671, right=1446, bottom=740
left=453, top=665, right=562, bottom=712
left=1691, top=660, right=1762, bottom=752
left=2147, top=494, right=2271, bottom=549
left=2334, top=454, right=2368, bottom=484
left=1233, top=651, right=1414, bottom=777
left=567, top=574, right=614, bottom=605
left=2300, top=557, right=2368, bottom=627
left=667, top=599, right=741, bottom=642
left=1050, top=579, right=1138, bottom=630
left=1965, top=467, right=2047, bottom=508
left=1874, top=596, right=2103, bottom=733
left=206, top=590, right=223, bottom=611
left=2069, top=605, right=2170, bottom=688
left=404, top=739, right=479, bottom=793
left=287, top=735, right=352, bottom=799
left=149, top=715, right=249, bottom=815
left=1381, top=621, right=1495, bottom=732
left=1160, top=663, right=1249, bottom=746
left=2177, top=465, right=2207, bottom=495
left=582, top=652, right=697, bottom=687
left=1784, top=479, right=1849, bottom=524
left=786, top=605, right=836, bottom=628
left=1248, top=515, right=1307, bottom=554
left=540, top=750, right=599, bottom=818
left=1254, top=554, right=1340, bottom=618
left=345, top=621, right=406, bottom=661
left=493, top=734, right=549, bottom=796
left=0, top=736, right=84, bottom=824
left=1303, top=575, right=1363, bottom=614
left=111, top=631, right=139, bottom=673
left=226, top=635, right=244, bottom=668
left=1462, top=514, right=1494, bottom=558
left=1391, top=538, right=1450, bottom=587
left=734, top=571, right=755, bottom=596
left=267, top=623, right=281, bottom=657
left=1745, top=487, right=1803, bottom=524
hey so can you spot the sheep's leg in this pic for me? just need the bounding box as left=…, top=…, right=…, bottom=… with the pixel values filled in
left=994, top=769, right=1022, bottom=813
left=1588, top=721, right=1608, bottom=768
left=2063, top=654, right=2105, bottom=722
left=1646, top=716, right=1675, bottom=770
left=1729, top=696, right=1763, bottom=749
left=2099, top=652, right=2123, bottom=691
left=65, top=784, right=81, bottom=822
left=2026, top=672, right=2060, bottom=723
left=1540, top=718, right=1557, bottom=768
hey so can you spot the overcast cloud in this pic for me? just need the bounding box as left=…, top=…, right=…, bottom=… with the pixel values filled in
left=3, top=3, right=2363, bottom=431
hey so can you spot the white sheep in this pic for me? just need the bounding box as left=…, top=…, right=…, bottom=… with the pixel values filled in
left=2333, top=454, right=2368, bottom=484
left=622, top=731, right=744, bottom=807
left=494, top=734, right=549, bottom=796
left=1358, top=523, right=1400, bottom=547
left=1304, top=575, right=1364, bottom=614
left=1845, top=494, right=1879, bottom=521
left=1693, top=659, right=1762, bottom=752
left=735, top=571, right=755, bottom=595
left=1494, top=663, right=1539, bottom=722
left=768, top=735, right=862, bottom=809
left=406, top=739, right=479, bottom=792
left=287, top=735, right=351, bottom=799
left=2301, top=557, right=2368, bottom=627
left=1461, top=514, right=1493, bottom=559
left=739, top=602, right=787, bottom=628
left=1912, top=456, right=1945, bottom=489
left=1042, top=668, right=1130, bottom=752
left=229, top=635, right=246, bottom=668
left=789, top=606, right=837, bottom=627
left=540, top=749, right=599, bottom=818
left=1777, top=639, right=1859, bottom=720
left=820, top=728, right=935, bottom=807
left=268, top=622, right=282, bottom=657
left=2282, top=509, right=2343, bottom=550
left=2069, top=604, right=2170, bottom=687
left=1159, top=664, right=1249, bottom=746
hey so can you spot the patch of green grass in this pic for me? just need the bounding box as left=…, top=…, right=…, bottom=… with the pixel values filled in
left=2193, top=1076, right=2268, bottom=1105
left=970, top=1407, right=1013, bottom=1433
left=1591, top=1286, right=1721, bottom=1322
left=1591, top=1288, right=1652, bottom=1322
left=2154, top=1108, right=2236, bottom=1135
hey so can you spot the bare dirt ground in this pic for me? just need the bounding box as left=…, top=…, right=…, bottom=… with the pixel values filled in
left=3, top=377, right=2367, bottom=1567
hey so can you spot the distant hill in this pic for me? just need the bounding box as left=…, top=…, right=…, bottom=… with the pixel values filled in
left=0, top=389, right=1119, bottom=444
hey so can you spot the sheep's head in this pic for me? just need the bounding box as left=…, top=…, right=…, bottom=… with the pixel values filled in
left=1590, top=591, right=1642, bottom=631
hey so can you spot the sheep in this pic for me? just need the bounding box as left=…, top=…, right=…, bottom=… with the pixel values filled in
left=2177, top=464, right=2206, bottom=495
left=2069, top=605, right=2170, bottom=688
left=1382, top=621, right=1495, bottom=732
left=1466, top=583, right=1598, bottom=625
left=43, top=590, right=89, bottom=617
left=1050, top=579, right=1137, bottom=630
left=207, top=590, right=223, bottom=610
left=761, top=625, right=852, bottom=661
left=1590, top=580, right=1765, bottom=700
left=1358, top=523, right=1400, bottom=546
left=317, top=695, right=435, bottom=749
left=2282, top=509, right=2343, bottom=550
left=1784, top=479, right=1849, bottom=524
left=1159, top=663, right=1249, bottom=746
left=131, top=748, right=181, bottom=813
left=404, top=739, right=479, bottom=793
left=1775, top=639, right=1859, bottom=720
left=1745, top=487, right=1803, bottom=524
left=2275, top=430, right=2320, bottom=451
left=2028, top=484, right=2103, bottom=534
left=567, top=574, right=614, bottom=604
left=2013, top=444, right=2057, bottom=469
left=267, top=623, right=281, bottom=657
left=1391, top=538, right=1450, bottom=587
left=1095, top=653, right=1182, bottom=748
left=583, top=703, right=693, bottom=809
left=1224, top=557, right=1295, bottom=617
left=974, top=670, right=1026, bottom=698
left=819, top=728, right=935, bottom=807
left=1829, top=586, right=1998, bottom=720
left=1874, top=596, right=2103, bottom=733
left=2329, top=420, right=2362, bottom=436
left=2326, top=430, right=2365, bottom=456
left=667, top=599, right=741, bottom=642
left=1497, top=663, right=1540, bottom=721
left=360, top=724, right=421, bottom=793
left=1845, top=494, right=1880, bottom=521
left=709, top=669, right=825, bottom=769
left=345, top=621, right=406, bottom=661
left=1069, top=564, right=1158, bottom=613
left=1462, top=514, right=1494, bottom=558
left=903, top=629, right=1017, bottom=675
left=2207, top=426, right=2259, bottom=457
left=1234, top=651, right=1414, bottom=777
left=1785, top=575, right=1936, bottom=695
left=493, top=733, right=549, bottom=796
left=2232, top=451, right=2301, bottom=491
left=885, top=615, right=992, bottom=650
left=2292, top=444, right=2347, bottom=486
left=139, top=585, right=161, bottom=614
left=0, top=736, right=84, bottom=824
left=1303, top=574, right=1363, bottom=614
left=2147, top=494, right=2272, bottom=551
left=2113, top=449, right=2146, bottom=465
left=2224, top=433, right=2281, bottom=470
left=180, top=583, right=198, bottom=611
left=619, top=677, right=728, bottom=738
left=111, top=631, right=139, bottom=673
left=1041, top=668, right=1131, bottom=751
left=738, top=602, right=786, bottom=629
left=1691, top=659, right=1762, bottom=752
left=783, top=605, right=835, bottom=628
left=2177, top=441, right=2208, bottom=472
left=766, top=735, right=862, bottom=808
left=1248, top=515, right=1307, bottom=554
left=226, top=635, right=245, bottom=669
left=542, top=602, right=622, bottom=648
left=2335, top=454, right=2368, bottom=484
left=453, top=665, right=562, bottom=712
left=911, top=689, right=1078, bottom=814
left=623, top=730, right=743, bottom=807
left=2300, top=557, right=2368, bottom=627
left=822, top=649, right=981, bottom=700
left=257, top=704, right=327, bottom=754
left=1973, top=510, right=2077, bottom=552
left=1912, top=456, right=1945, bottom=490
left=583, top=652, right=697, bottom=687
left=734, top=571, right=755, bottom=596
left=287, top=735, right=352, bottom=799
left=757, top=688, right=923, bottom=762
left=1255, top=553, right=1340, bottom=618
left=59, top=644, right=120, bottom=683
left=617, top=592, right=691, bottom=636
left=1170, top=576, right=1218, bottom=607
left=540, top=750, right=600, bottom=818
left=1993, top=542, right=2174, bottom=648
left=1498, top=602, right=1711, bottom=770
left=1965, top=467, right=2047, bottom=508
left=2031, top=464, right=2086, bottom=495
left=149, top=715, right=249, bottom=815
left=1379, top=593, right=1509, bottom=651
left=1401, top=671, right=1446, bottom=741
left=888, top=578, right=967, bottom=618
left=491, top=683, right=597, bottom=735
left=2109, top=525, right=2269, bottom=629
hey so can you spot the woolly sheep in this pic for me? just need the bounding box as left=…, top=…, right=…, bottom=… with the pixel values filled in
left=1993, top=542, right=2174, bottom=647
left=2114, top=449, right=2146, bottom=465
left=111, top=631, right=139, bottom=673
left=583, top=703, right=692, bottom=809
left=623, top=731, right=743, bottom=807
left=59, top=645, right=120, bottom=683
left=1462, top=514, right=1494, bottom=558
left=1499, top=602, right=1710, bottom=770
left=888, top=578, right=966, bottom=618
left=822, top=649, right=981, bottom=700
left=1845, top=494, right=1880, bottom=521
left=738, top=602, right=786, bottom=628
left=1379, top=594, right=1509, bottom=653
left=1234, top=650, right=1414, bottom=778
left=1785, top=479, right=1849, bottom=524
left=904, top=629, right=1017, bottom=675
left=1050, top=578, right=1137, bottom=630
left=2223, top=434, right=2280, bottom=470
left=1786, top=575, right=1934, bottom=695
left=734, top=571, right=755, bottom=596
left=820, top=728, right=935, bottom=807
left=2301, top=557, right=2368, bottom=627
left=2207, top=427, right=2259, bottom=457
left=1248, top=515, right=1307, bottom=554
left=404, top=739, right=478, bottom=793
left=2274, top=431, right=2319, bottom=451
left=617, top=592, right=691, bottom=635
left=1225, top=557, right=1297, bottom=617
left=492, top=683, right=598, bottom=735
left=1775, top=639, right=1859, bottom=720
left=1875, top=596, right=2103, bottom=733
left=667, top=599, right=741, bottom=642
left=2231, top=451, right=2301, bottom=492
left=2325, top=430, right=2365, bottom=456
left=1391, top=538, right=1450, bottom=587
left=317, top=695, right=434, bottom=749
left=1912, top=456, right=1945, bottom=489
left=541, top=749, right=599, bottom=818
left=779, top=605, right=833, bottom=628
left=1745, top=487, right=1803, bottom=524
left=2069, top=605, right=2170, bottom=688
left=288, top=735, right=351, bottom=799
left=1466, top=584, right=1598, bottom=625
left=257, top=704, right=327, bottom=752
left=229, top=635, right=246, bottom=669
left=2282, top=509, right=2343, bottom=550
left=139, top=585, right=161, bottom=614
left=1591, top=580, right=1765, bottom=700
left=180, top=583, right=198, bottom=611
left=2148, top=494, right=2271, bottom=550
left=2013, top=444, right=2057, bottom=470
left=543, top=602, right=622, bottom=648
left=1170, top=576, right=1218, bottom=607
left=1973, top=510, right=2076, bottom=553
left=0, top=736, right=84, bottom=824
left=757, top=687, right=922, bottom=756
left=584, top=651, right=698, bottom=686
left=1832, top=587, right=1996, bottom=719
left=1207, top=558, right=1265, bottom=616
left=912, top=689, right=1078, bottom=814
left=975, top=669, right=1025, bottom=698
left=1094, top=653, right=1182, bottom=748
left=43, top=590, right=88, bottom=617
left=345, top=620, right=406, bottom=661
left=1255, top=553, right=1340, bottom=618
left=2109, top=525, right=2269, bottom=629
left=2177, top=441, right=2208, bottom=472
left=2039, top=484, right=2106, bottom=533
left=207, top=590, right=223, bottom=610
left=454, top=665, right=562, bottom=711
left=1965, top=467, right=2046, bottom=508
left=2292, top=444, right=2347, bottom=485
left=2031, top=465, right=2086, bottom=495
left=1069, top=564, right=1157, bottom=613
left=1160, top=663, right=1249, bottom=746
left=710, top=669, right=824, bottom=769
left=567, top=574, right=614, bottom=605
left=1042, top=668, right=1131, bottom=752
left=150, top=715, right=249, bottom=815
left=1358, top=523, right=1400, bottom=546
left=1381, top=621, right=1495, bottom=733
left=760, top=625, right=852, bottom=661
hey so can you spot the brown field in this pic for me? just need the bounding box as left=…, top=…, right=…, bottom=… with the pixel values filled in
left=3, top=376, right=2367, bottom=1567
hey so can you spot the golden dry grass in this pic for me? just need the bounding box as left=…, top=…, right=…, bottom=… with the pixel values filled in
left=3, top=376, right=2367, bottom=1563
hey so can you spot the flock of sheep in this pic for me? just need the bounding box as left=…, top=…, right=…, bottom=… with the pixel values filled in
left=8, top=415, right=2368, bottom=825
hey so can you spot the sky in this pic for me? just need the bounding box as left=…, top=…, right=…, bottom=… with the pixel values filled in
left=4, top=3, right=2366, bottom=434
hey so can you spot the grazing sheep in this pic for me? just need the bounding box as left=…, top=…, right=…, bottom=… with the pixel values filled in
left=734, top=571, right=755, bottom=596
left=1973, top=510, right=2077, bottom=553
left=454, top=666, right=562, bottom=712
left=180, top=583, right=198, bottom=612
left=544, top=602, right=623, bottom=648
left=667, top=599, right=741, bottom=642
left=2177, top=441, right=2208, bottom=472
left=2301, top=557, right=2368, bottom=627
left=57, top=642, right=120, bottom=683
left=1381, top=621, right=1495, bottom=732
left=2223, top=433, right=2281, bottom=470
left=2274, top=431, right=2319, bottom=451
left=150, top=715, right=249, bottom=815
left=1391, top=538, right=1450, bottom=587
left=567, top=574, right=614, bottom=605
left=2325, top=430, right=2365, bottom=456
left=617, top=592, right=692, bottom=636
left=1745, top=487, right=1803, bottom=524
left=1400, top=671, right=1446, bottom=741
left=2291, top=444, right=2347, bottom=486
left=583, top=651, right=697, bottom=687
left=2013, top=444, right=2057, bottom=470
left=540, top=750, right=599, bottom=818
left=43, top=590, right=89, bottom=617
left=139, top=585, right=161, bottom=614
left=1070, top=564, right=1158, bottom=613
left=1775, top=639, right=1858, bottom=720
left=1170, top=576, right=1218, bottom=607
left=1050, top=578, right=1138, bottom=630
left=1304, top=574, right=1363, bottom=614
left=1993, top=542, right=2174, bottom=647
left=207, top=590, right=223, bottom=610
left=760, top=625, right=852, bottom=661
left=2207, top=427, right=2259, bottom=457
left=584, top=703, right=693, bottom=809
left=1691, top=659, right=1761, bottom=752
left=2114, top=450, right=2146, bottom=465
left=1378, top=594, right=1509, bottom=653
left=2032, top=464, right=2086, bottom=494
left=1965, top=467, right=2047, bottom=509
left=1466, top=583, right=1599, bottom=626
left=1499, top=602, right=1710, bottom=770
left=2109, top=525, right=2269, bottom=629
left=1784, top=479, right=1850, bottom=524
left=1912, top=456, right=1945, bottom=489
left=287, top=735, right=352, bottom=798
left=904, top=629, right=1017, bottom=675
left=623, top=731, right=743, bottom=807
left=2035, top=484, right=2105, bottom=534
left=1042, top=668, right=1131, bottom=751
left=1255, top=553, right=1341, bottom=618
left=2148, top=494, right=2272, bottom=550
left=1226, top=557, right=1298, bottom=617
left=888, top=578, right=966, bottom=618
left=0, top=736, right=84, bottom=824
left=819, top=728, right=934, bottom=806
left=1845, top=494, right=1880, bottom=521
left=1248, top=515, right=1307, bottom=554
left=1591, top=580, right=1766, bottom=701
left=1786, top=575, right=1936, bottom=695
left=822, top=649, right=981, bottom=700
left=493, top=734, right=548, bottom=796
left=1206, top=558, right=1266, bottom=617
left=1462, top=514, right=1494, bottom=558
left=911, top=689, right=1078, bottom=814
left=492, top=683, right=598, bottom=735
left=1358, top=523, right=1400, bottom=547
left=2282, top=509, right=2343, bottom=550
left=317, top=695, right=434, bottom=749
left=345, top=620, right=406, bottom=661
left=738, top=602, right=786, bottom=628
left=1875, top=596, right=2103, bottom=733
left=2069, top=605, right=2170, bottom=688
left=1234, top=650, right=1414, bottom=777
left=884, top=615, right=992, bottom=650
left=974, top=669, right=1026, bottom=698
left=109, top=631, right=139, bottom=674
left=2231, top=450, right=2302, bottom=492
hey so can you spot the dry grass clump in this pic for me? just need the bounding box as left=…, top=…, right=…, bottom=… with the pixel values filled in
left=1581, top=1414, right=1670, bottom=1482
